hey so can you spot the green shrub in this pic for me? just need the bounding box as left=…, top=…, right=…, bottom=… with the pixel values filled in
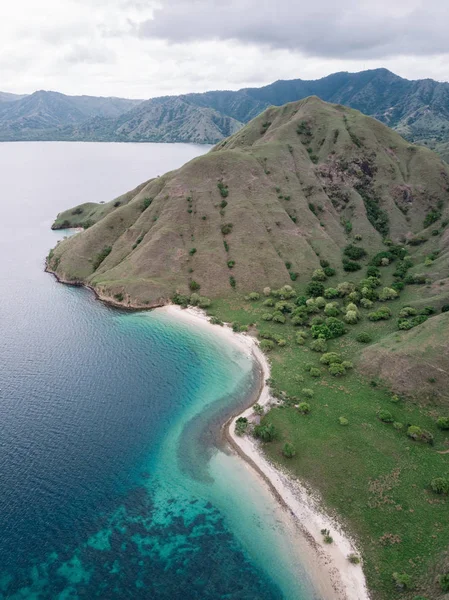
left=344, top=310, right=359, bottom=324
left=235, top=417, right=248, bottom=436
left=198, top=297, right=211, bottom=308
left=142, top=197, right=153, bottom=210
left=253, top=423, right=276, bottom=441
left=263, top=298, right=275, bottom=307
left=324, top=302, right=340, bottom=317
left=344, top=245, right=367, bottom=260
left=440, top=573, right=449, bottom=592
left=325, top=317, right=347, bottom=338
left=217, top=181, right=229, bottom=198
left=329, top=363, right=346, bottom=377
left=298, top=402, right=311, bottom=414
left=368, top=307, right=392, bottom=321
left=302, top=389, right=314, bottom=399
left=378, top=409, right=394, bottom=423
left=407, top=425, right=423, bottom=440
left=227, top=260, right=235, bottom=268
left=312, top=268, right=327, bottom=281
left=392, top=572, right=412, bottom=590
left=342, top=259, right=362, bottom=272
left=221, top=223, right=233, bottom=235
left=229, top=276, right=236, bottom=288
left=399, top=306, right=417, bottom=318
left=393, top=422, right=404, bottom=430
left=324, top=287, right=339, bottom=299
left=430, top=477, right=449, bottom=495
left=189, top=247, right=197, bottom=256
left=309, top=368, right=321, bottom=377
left=92, top=246, right=112, bottom=270
left=306, top=281, right=325, bottom=297
left=114, top=293, right=124, bottom=302
left=347, top=553, right=360, bottom=564
left=253, top=403, right=264, bottom=416
left=296, top=333, right=306, bottom=345
left=248, top=292, right=260, bottom=301
left=436, top=417, right=449, bottom=430
left=339, top=417, right=349, bottom=426
left=310, top=338, right=328, bottom=352
left=356, top=332, right=373, bottom=343
left=282, top=442, right=296, bottom=458
left=189, top=280, right=201, bottom=291
left=323, top=266, right=336, bottom=277
left=172, top=292, right=190, bottom=306
left=320, top=352, right=342, bottom=365
left=262, top=313, right=273, bottom=321
left=379, top=287, right=398, bottom=301
left=260, top=339, right=275, bottom=352
left=210, top=316, right=224, bottom=326
left=272, top=312, right=286, bottom=324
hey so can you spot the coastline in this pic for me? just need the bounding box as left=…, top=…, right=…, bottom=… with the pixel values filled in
left=159, top=304, right=370, bottom=600
left=45, top=260, right=370, bottom=600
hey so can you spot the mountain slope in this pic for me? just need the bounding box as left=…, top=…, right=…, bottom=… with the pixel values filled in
left=48, top=97, right=449, bottom=307
left=69, top=97, right=243, bottom=143
left=0, top=91, right=142, bottom=140
left=2, top=69, right=449, bottom=150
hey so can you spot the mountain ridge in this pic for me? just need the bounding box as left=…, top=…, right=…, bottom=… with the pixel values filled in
left=2, top=69, right=449, bottom=159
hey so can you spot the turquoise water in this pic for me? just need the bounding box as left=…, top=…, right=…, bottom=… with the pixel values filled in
left=0, top=142, right=319, bottom=599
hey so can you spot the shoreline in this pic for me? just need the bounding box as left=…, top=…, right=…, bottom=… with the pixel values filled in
left=159, top=305, right=370, bottom=600
left=46, top=264, right=370, bottom=600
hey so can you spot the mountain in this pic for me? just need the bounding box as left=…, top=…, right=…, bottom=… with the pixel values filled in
left=68, top=96, right=243, bottom=144
left=2, top=70, right=449, bottom=156
left=48, top=97, right=449, bottom=306
left=0, top=91, right=27, bottom=103
left=0, top=91, right=142, bottom=141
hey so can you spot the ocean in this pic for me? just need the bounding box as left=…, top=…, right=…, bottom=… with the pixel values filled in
left=0, top=142, right=318, bottom=599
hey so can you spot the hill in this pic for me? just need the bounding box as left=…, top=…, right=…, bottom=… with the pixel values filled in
left=3, top=69, right=449, bottom=154
left=0, top=91, right=141, bottom=141
left=68, top=96, right=242, bottom=143
left=48, top=98, right=449, bottom=600
left=48, top=97, right=449, bottom=305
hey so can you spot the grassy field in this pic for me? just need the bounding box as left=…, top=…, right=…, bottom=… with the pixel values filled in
left=206, top=262, right=449, bottom=600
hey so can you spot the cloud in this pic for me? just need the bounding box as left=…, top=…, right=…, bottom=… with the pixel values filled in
left=1, top=0, right=449, bottom=98
left=64, top=44, right=116, bottom=65
left=138, top=0, right=449, bottom=59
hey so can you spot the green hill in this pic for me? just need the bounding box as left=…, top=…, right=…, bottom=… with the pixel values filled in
left=49, top=97, right=449, bottom=305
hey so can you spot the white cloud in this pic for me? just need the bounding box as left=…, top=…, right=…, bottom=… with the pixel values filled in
left=0, top=0, right=448, bottom=98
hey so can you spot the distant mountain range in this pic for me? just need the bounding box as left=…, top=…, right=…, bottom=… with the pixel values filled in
left=2, top=69, right=449, bottom=158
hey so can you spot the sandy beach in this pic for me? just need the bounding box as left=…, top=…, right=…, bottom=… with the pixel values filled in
left=160, top=304, right=371, bottom=600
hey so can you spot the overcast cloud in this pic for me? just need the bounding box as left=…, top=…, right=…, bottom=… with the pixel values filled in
left=1, top=0, right=448, bottom=99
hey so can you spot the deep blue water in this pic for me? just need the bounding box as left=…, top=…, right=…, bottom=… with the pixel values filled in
left=0, top=142, right=318, bottom=600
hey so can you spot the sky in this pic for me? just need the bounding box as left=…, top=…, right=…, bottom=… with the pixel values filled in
left=1, top=0, right=449, bottom=99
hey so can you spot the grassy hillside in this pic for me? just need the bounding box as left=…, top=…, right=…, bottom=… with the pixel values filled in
left=48, top=97, right=449, bottom=599
left=48, top=97, right=449, bottom=308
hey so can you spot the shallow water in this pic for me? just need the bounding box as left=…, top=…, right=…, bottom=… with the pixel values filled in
left=0, top=142, right=319, bottom=599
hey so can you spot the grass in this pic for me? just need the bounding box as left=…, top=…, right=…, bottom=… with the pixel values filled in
left=207, top=270, right=449, bottom=600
